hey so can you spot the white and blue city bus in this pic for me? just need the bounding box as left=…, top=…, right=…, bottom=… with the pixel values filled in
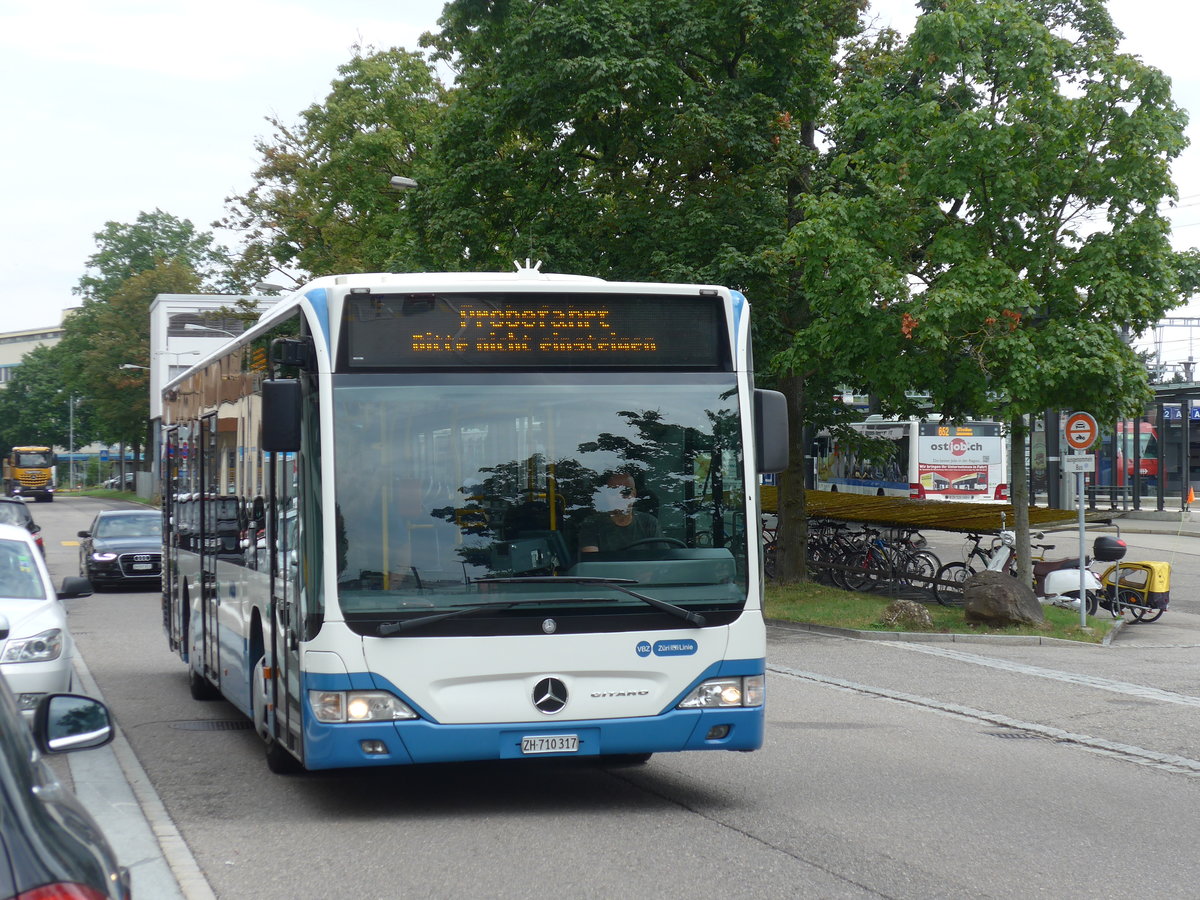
left=161, top=266, right=787, bottom=773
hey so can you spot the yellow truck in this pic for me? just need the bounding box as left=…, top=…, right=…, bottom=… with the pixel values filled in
left=2, top=446, right=56, bottom=502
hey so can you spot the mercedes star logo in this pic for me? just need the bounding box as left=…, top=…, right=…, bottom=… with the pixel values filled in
left=532, top=677, right=568, bottom=715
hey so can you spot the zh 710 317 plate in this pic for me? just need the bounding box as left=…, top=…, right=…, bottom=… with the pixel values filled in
left=520, top=734, right=579, bottom=754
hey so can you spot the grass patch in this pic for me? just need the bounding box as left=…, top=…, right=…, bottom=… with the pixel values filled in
left=765, top=581, right=1116, bottom=644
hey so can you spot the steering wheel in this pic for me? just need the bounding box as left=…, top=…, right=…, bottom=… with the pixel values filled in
left=622, top=537, right=687, bottom=550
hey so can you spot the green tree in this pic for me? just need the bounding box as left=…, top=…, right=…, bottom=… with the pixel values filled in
left=221, top=47, right=446, bottom=279
left=781, top=0, right=1200, bottom=580
left=422, top=0, right=861, bottom=282
left=61, top=210, right=237, bottom=471
left=0, top=344, right=95, bottom=452
left=76, top=209, right=238, bottom=301
left=58, top=260, right=202, bottom=457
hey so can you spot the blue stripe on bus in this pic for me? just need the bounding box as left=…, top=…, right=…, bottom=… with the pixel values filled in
left=304, top=287, right=331, bottom=354
left=298, top=657, right=765, bottom=769
left=730, top=290, right=746, bottom=344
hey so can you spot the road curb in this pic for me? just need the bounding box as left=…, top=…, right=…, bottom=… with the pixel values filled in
left=766, top=618, right=1117, bottom=647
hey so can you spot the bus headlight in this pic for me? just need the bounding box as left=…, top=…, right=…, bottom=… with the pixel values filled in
left=1, top=629, right=63, bottom=664
left=308, top=690, right=418, bottom=723
left=676, top=675, right=764, bottom=709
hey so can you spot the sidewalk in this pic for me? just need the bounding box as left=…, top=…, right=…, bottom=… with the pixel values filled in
left=69, top=655, right=215, bottom=900
left=1107, top=508, right=1200, bottom=539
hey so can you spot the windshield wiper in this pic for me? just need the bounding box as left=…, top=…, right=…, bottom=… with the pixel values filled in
left=378, top=577, right=708, bottom=634
left=377, top=600, right=522, bottom=634
left=473, top=576, right=706, bottom=627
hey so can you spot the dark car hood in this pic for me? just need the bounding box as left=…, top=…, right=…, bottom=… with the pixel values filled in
left=90, top=535, right=161, bottom=553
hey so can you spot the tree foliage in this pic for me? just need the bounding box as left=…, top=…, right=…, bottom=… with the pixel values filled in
left=776, top=0, right=1200, bottom=578
left=808, top=0, right=1199, bottom=423
left=75, top=209, right=238, bottom=301
left=0, top=344, right=95, bottom=452
left=58, top=260, right=202, bottom=452
left=420, top=0, right=862, bottom=282
left=220, top=47, right=447, bottom=279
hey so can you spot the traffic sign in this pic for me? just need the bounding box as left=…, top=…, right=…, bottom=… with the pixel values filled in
left=1063, top=411, right=1099, bottom=452
left=1062, top=454, right=1095, bottom=473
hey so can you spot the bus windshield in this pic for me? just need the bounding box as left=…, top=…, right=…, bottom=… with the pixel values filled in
left=332, top=373, right=748, bottom=626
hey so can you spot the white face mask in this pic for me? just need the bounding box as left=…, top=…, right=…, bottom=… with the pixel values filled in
left=593, top=484, right=634, bottom=513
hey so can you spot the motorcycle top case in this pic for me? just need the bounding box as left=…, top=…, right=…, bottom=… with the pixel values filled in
left=1092, top=536, right=1127, bottom=562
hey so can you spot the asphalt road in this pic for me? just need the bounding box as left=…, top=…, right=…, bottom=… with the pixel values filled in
left=31, top=496, right=1200, bottom=899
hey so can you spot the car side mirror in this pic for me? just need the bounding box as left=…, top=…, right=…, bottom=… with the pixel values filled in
left=33, top=694, right=114, bottom=754
left=58, top=576, right=94, bottom=600
left=77, top=530, right=91, bottom=539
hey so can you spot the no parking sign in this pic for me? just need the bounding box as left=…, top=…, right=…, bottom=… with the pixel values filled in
left=1063, top=411, right=1099, bottom=452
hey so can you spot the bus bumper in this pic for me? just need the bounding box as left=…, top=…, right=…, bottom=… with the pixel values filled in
left=301, top=707, right=764, bottom=770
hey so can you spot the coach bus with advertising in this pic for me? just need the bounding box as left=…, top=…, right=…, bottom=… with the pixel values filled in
left=160, top=266, right=787, bottom=773
left=813, top=416, right=1008, bottom=501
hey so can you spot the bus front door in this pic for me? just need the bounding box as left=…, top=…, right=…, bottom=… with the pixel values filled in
left=199, top=414, right=221, bottom=687
left=267, top=450, right=304, bottom=767
left=162, top=426, right=184, bottom=654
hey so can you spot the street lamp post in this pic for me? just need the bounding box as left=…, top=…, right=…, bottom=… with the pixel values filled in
left=68, top=395, right=76, bottom=490
left=183, top=323, right=238, bottom=338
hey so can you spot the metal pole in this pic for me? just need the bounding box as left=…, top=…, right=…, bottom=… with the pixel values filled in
left=68, top=396, right=75, bottom=490
left=1079, top=469, right=1087, bottom=628
left=1182, top=399, right=1192, bottom=511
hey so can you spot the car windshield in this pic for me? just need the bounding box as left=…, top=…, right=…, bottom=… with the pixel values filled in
left=94, top=514, right=161, bottom=539
left=332, top=374, right=749, bottom=621
left=0, top=539, right=46, bottom=600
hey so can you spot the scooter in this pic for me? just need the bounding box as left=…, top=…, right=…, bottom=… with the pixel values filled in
left=987, top=529, right=1126, bottom=615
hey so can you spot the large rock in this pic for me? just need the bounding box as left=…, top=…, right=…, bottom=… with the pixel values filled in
left=880, top=598, right=933, bottom=630
left=963, top=570, right=1045, bottom=627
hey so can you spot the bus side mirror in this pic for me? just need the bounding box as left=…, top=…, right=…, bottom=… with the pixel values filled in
left=755, top=389, right=789, bottom=474
left=262, top=380, right=302, bottom=452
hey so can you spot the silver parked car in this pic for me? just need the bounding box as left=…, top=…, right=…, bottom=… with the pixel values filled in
left=0, top=523, right=93, bottom=713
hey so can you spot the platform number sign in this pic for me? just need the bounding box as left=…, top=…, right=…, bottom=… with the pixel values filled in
left=1064, top=411, right=1099, bottom=452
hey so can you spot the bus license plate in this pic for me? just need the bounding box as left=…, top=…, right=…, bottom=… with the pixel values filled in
left=521, top=734, right=578, bottom=755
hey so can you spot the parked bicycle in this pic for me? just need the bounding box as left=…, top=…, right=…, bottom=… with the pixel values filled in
left=934, top=530, right=1057, bottom=606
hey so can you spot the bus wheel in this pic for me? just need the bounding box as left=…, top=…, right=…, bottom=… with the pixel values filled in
left=253, top=657, right=302, bottom=775
left=265, top=737, right=303, bottom=775
left=188, top=667, right=221, bottom=701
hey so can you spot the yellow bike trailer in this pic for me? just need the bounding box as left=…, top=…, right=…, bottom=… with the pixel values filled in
left=1099, top=561, right=1170, bottom=623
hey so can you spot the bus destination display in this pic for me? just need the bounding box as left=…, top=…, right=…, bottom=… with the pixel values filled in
left=918, top=422, right=1001, bottom=438
left=344, top=293, right=725, bottom=368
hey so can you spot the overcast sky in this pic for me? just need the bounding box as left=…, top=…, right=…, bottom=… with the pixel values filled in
left=2, top=0, right=1198, bottom=363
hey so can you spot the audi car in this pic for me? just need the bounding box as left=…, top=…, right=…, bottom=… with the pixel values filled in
left=0, top=523, right=93, bottom=714
left=0, top=666, right=130, bottom=899
left=78, top=509, right=163, bottom=590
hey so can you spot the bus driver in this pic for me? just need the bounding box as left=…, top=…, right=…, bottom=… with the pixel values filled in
left=578, top=472, right=661, bottom=553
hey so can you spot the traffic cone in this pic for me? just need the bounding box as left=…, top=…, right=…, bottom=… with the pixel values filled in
left=1189, top=487, right=1195, bottom=507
